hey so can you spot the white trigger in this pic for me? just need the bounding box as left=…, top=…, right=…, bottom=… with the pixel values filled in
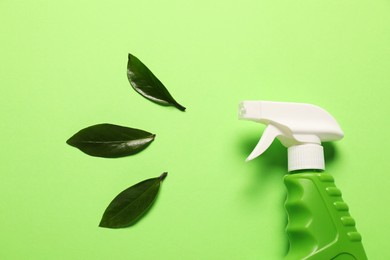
left=246, top=124, right=282, bottom=161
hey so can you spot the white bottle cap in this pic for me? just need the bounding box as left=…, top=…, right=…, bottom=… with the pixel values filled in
left=288, top=144, right=324, bottom=172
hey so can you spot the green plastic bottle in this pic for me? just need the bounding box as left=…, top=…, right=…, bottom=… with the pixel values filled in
left=239, top=101, right=367, bottom=260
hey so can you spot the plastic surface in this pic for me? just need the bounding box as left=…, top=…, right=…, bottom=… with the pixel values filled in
left=284, top=171, right=367, bottom=260
left=287, top=144, right=324, bottom=172
left=238, top=101, right=344, bottom=162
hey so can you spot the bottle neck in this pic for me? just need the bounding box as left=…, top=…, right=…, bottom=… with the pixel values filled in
left=287, top=144, right=324, bottom=172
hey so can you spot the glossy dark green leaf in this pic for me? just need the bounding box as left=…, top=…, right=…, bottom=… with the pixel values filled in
left=99, top=172, right=168, bottom=228
left=127, top=53, right=186, bottom=111
left=66, top=123, right=155, bottom=158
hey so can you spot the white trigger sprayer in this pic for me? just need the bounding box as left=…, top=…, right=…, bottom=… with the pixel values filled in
left=239, top=101, right=344, bottom=171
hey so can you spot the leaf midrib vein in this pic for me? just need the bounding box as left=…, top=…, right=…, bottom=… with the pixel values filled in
left=74, top=136, right=153, bottom=144
left=109, top=179, right=159, bottom=223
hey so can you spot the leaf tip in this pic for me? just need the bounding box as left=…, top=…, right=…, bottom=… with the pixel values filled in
left=176, top=103, right=186, bottom=112
left=66, top=137, right=74, bottom=146
left=159, top=172, right=168, bottom=181
left=98, top=222, right=105, bottom=228
left=128, top=53, right=135, bottom=61
left=99, top=219, right=117, bottom=229
left=98, top=219, right=108, bottom=228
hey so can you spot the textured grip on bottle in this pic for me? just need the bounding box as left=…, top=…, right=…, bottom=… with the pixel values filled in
left=284, top=173, right=367, bottom=260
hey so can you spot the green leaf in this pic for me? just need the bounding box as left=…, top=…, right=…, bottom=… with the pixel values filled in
left=66, top=123, right=155, bottom=158
left=99, top=172, right=168, bottom=228
left=127, top=53, right=186, bottom=111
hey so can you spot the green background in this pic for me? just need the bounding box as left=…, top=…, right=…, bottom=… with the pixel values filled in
left=1, top=0, right=389, bottom=259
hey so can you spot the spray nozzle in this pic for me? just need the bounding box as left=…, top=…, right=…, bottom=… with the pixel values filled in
left=239, top=101, right=344, bottom=171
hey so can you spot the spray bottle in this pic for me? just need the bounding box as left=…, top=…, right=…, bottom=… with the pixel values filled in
left=239, top=101, right=367, bottom=260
